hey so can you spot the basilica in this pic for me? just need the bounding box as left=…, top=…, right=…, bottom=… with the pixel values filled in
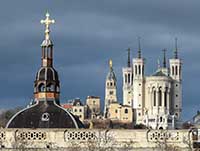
left=104, top=39, right=182, bottom=129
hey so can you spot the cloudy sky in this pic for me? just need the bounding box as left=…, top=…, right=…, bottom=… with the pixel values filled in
left=0, top=0, right=199, bottom=120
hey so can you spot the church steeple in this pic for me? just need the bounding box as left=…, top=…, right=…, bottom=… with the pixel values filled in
left=34, top=12, right=60, bottom=102
left=40, top=12, right=55, bottom=67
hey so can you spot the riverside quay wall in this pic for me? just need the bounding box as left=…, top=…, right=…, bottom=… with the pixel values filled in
left=0, top=128, right=196, bottom=151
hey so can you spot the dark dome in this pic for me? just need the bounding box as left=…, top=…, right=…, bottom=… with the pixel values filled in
left=6, top=100, right=84, bottom=128
left=36, top=67, right=59, bottom=81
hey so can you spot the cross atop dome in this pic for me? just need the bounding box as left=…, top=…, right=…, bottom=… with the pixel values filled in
left=40, top=12, right=55, bottom=41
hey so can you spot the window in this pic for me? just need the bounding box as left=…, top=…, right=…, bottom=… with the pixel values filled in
left=153, top=90, right=156, bottom=106
left=109, top=91, right=114, bottom=95
left=110, top=82, right=113, bottom=86
left=172, top=66, right=174, bottom=75
left=38, top=83, right=45, bottom=92
left=176, top=94, right=178, bottom=97
left=158, top=88, right=162, bottom=106
left=139, top=65, right=141, bottom=75
left=142, top=65, right=144, bottom=75
left=115, top=109, right=118, bottom=113
left=164, top=87, right=167, bottom=107
left=175, top=66, right=178, bottom=75
left=74, top=109, right=77, bottom=112
left=79, top=109, right=82, bottom=112
left=125, top=74, right=127, bottom=83
left=135, top=65, right=137, bottom=75
left=160, top=117, right=163, bottom=122
left=125, top=109, right=128, bottom=114
left=128, top=74, right=130, bottom=83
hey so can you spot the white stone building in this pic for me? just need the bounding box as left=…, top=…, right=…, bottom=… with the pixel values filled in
left=122, top=39, right=182, bottom=129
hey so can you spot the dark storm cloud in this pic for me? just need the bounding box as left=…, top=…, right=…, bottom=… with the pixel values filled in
left=0, top=0, right=199, bottom=120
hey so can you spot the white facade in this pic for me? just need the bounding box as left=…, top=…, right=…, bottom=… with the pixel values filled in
left=122, top=46, right=182, bottom=129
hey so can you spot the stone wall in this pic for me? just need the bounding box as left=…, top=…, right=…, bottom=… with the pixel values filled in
left=0, top=128, right=194, bottom=150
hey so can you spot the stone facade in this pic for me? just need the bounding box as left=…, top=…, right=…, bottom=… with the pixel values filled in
left=86, top=96, right=101, bottom=119
left=108, top=103, right=133, bottom=123
left=0, top=128, right=195, bottom=150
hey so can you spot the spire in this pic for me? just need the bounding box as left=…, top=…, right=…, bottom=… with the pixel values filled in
left=137, top=37, right=142, bottom=58
left=174, top=37, right=178, bottom=59
left=40, top=12, right=55, bottom=46
left=127, top=48, right=131, bottom=67
left=162, top=49, right=167, bottom=68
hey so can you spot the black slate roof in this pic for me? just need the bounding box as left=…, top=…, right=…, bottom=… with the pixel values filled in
left=6, top=100, right=84, bottom=128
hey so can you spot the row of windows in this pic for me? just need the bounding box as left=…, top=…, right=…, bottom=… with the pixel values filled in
left=125, top=73, right=133, bottom=84
left=115, top=109, right=129, bottom=114
left=134, top=65, right=144, bottom=76
left=171, top=65, right=181, bottom=76
left=38, top=83, right=59, bottom=92
left=153, top=87, right=168, bottom=107
left=74, top=109, right=83, bottom=112
left=107, top=82, right=116, bottom=87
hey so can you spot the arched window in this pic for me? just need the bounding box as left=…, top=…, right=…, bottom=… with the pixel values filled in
left=158, top=87, right=162, bottom=106
left=172, top=66, right=174, bottom=75
left=179, top=65, right=181, bottom=76
left=125, top=74, right=127, bottom=83
left=125, top=108, right=128, bottom=114
left=164, top=87, right=168, bottom=107
left=128, top=74, right=130, bottom=83
left=142, top=65, right=144, bottom=75
left=135, top=65, right=137, bottom=75
left=38, top=83, right=45, bottom=92
left=46, top=83, right=55, bottom=92
left=153, top=89, right=156, bottom=106
left=139, top=65, right=141, bottom=75
left=175, top=66, right=178, bottom=75
left=160, top=117, right=163, bottom=122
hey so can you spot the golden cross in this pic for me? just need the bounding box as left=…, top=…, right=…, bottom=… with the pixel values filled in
left=40, top=12, right=55, bottom=40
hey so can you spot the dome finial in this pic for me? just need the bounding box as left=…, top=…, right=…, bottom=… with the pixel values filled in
left=40, top=12, right=55, bottom=41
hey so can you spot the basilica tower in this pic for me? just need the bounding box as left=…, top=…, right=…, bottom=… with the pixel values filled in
left=132, top=38, right=145, bottom=123
left=122, top=48, right=133, bottom=107
left=169, top=38, right=182, bottom=120
left=104, top=59, right=117, bottom=117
